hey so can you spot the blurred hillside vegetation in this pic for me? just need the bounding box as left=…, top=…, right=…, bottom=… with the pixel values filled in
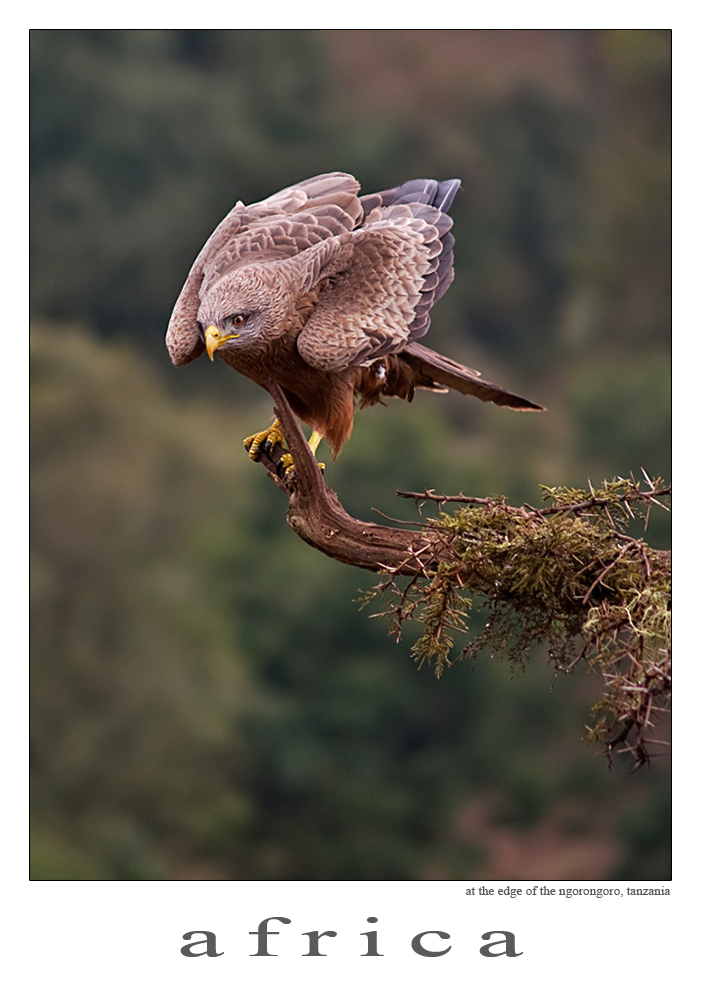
left=31, top=30, right=670, bottom=879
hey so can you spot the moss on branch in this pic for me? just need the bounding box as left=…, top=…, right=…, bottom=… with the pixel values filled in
left=365, top=478, right=670, bottom=766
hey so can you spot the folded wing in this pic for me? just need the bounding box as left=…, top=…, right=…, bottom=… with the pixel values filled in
left=296, top=178, right=460, bottom=372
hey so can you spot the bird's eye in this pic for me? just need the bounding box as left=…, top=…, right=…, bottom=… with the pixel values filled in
left=228, top=313, right=247, bottom=328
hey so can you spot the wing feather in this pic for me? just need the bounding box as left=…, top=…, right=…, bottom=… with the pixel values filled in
left=296, top=222, right=431, bottom=370
left=296, top=181, right=460, bottom=372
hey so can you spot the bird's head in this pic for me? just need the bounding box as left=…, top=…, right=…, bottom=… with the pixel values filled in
left=197, top=264, right=294, bottom=361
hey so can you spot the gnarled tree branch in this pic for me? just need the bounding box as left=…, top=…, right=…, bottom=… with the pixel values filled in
left=255, top=383, right=451, bottom=574
left=255, top=383, right=670, bottom=580
left=248, top=385, right=671, bottom=765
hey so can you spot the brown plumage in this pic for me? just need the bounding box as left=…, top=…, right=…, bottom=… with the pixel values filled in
left=166, top=172, right=543, bottom=458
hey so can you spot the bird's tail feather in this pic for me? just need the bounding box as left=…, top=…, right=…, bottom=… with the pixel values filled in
left=402, top=342, right=544, bottom=411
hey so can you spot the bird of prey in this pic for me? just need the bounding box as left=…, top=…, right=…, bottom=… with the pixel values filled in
left=166, top=172, right=543, bottom=466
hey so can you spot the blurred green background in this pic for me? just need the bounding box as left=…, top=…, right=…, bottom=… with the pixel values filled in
left=30, top=29, right=671, bottom=880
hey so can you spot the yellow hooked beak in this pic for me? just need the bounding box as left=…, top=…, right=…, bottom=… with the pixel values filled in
left=204, top=324, right=239, bottom=361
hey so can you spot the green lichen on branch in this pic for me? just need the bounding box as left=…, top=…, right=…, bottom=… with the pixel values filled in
left=364, top=476, right=671, bottom=765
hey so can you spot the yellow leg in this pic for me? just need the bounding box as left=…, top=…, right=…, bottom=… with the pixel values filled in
left=243, top=418, right=284, bottom=461
left=308, top=430, right=322, bottom=455
left=308, top=430, right=325, bottom=471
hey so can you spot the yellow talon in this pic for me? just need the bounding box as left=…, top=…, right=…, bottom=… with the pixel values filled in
left=243, top=418, right=284, bottom=461
left=244, top=420, right=326, bottom=475
left=277, top=453, right=295, bottom=477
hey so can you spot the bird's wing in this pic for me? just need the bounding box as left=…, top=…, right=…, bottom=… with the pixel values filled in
left=296, top=196, right=456, bottom=372
left=166, top=173, right=362, bottom=366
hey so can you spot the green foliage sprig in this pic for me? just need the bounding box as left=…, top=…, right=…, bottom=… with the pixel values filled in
left=363, top=476, right=671, bottom=765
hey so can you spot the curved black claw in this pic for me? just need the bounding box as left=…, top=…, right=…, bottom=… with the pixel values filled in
left=275, top=453, right=295, bottom=479
left=260, top=437, right=277, bottom=459
left=243, top=419, right=284, bottom=462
